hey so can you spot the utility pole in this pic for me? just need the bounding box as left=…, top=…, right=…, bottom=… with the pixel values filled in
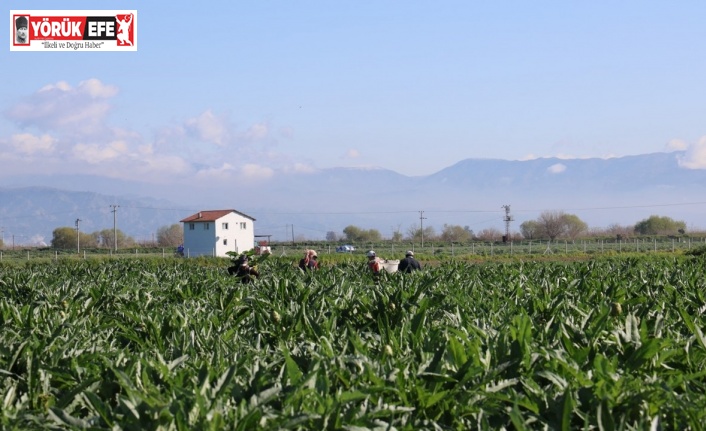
left=110, top=205, right=119, bottom=251
left=419, top=210, right=427, bottom=248
left=75, top=218, right=82, bottom=253
left=501, top=204, right=514, bottom=243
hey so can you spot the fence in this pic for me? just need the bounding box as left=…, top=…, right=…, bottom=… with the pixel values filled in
left=270, top=237, right=706, bottom=258
left=0, top=247, right=178, bottom=262
left=1, top=237, right=705, bottom=262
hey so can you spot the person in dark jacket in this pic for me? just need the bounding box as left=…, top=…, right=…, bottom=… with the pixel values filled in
left=398, top=250, right=421, bottom=273
left=228, top=255, right=260, bottom=283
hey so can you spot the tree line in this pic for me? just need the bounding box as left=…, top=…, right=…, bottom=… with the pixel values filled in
left=327, top=213, right=690, bottom=244
left=43, top=214, right=690, bottom=250
left=50, top=224, right=183, bottom=249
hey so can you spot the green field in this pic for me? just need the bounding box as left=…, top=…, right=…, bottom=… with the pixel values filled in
left=2, top=253, right=706, bottom=429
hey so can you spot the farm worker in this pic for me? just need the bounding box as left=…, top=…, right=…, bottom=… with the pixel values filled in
left=229, top=255, right=260, bottom=283
left=299, top=249, right=320, bottom=271
left=398, top=250, right=422, bottom=273
left=367, top=250, right=382, bottom=276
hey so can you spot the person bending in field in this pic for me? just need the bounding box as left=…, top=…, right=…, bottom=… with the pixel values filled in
left=228, top=255, right=260, bottom=284
left=299, top=249, right=320, bottom=271
left=366, top=250, right=382, bottom=277
left=398, top=250, right=422, bottom=273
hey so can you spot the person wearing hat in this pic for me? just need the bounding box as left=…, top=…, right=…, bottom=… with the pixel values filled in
left=299, top=249, right=320, bottom=271
left=15, top=16, right=29, bottom=44
left=228, top=254, right=260, bottom=283
left=398, top=250, right=421, bottom=273
left=366, top=250, right=382, bottom=277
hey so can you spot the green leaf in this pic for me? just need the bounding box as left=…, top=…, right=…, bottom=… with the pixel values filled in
left=48, top=407, right=91, bottom=428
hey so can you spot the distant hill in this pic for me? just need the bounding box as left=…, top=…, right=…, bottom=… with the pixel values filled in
left=0, top=187, right=191, bottom=246
left=1, top=152, right=705, bottom=245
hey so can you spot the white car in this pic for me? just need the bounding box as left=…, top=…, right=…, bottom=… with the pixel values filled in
left=336, top=245, right=355, bottom=253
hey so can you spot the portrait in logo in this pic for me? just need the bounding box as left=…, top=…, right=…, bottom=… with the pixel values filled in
left=15, top=15, right=29, bottom=44
left=115, top=13, right=133, bottom=46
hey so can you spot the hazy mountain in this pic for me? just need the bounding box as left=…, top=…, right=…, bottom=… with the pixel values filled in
left=1, top=152, right=705, bottom=245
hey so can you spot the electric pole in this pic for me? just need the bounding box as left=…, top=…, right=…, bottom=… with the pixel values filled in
left=419, top=210, right=427, bottom=248
left=110, top=205, right=119, bottom=251
left=75, top=218, right=81, bottom=253
left=501, top=204, right=514, bottom=243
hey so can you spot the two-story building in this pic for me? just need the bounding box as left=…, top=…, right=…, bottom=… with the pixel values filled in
left=179, top=209, right=256, bottom=257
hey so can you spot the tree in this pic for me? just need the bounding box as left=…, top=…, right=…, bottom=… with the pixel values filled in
left=51, top=227, right=77, bottom=249
left=519, top=220, right=541, bottom=240
left=96, top=229, right=135, bottom=249
left=440, top=224, right=472, bottom=242
left=599, top=223, right=633, bottom=240
left=80, top=232, right=99, bottom=248
left=343, top=225, right=364, bottom=242
left=342, top=225, right=382, bottom=243
left=406, top=225, right=436, bottom=242
left=563, top=214, right=588, bottom=240
left=526, top=211, right=589, bottom=241
left=538, top=211, right=566, bottom=241
left=360, top=229, right=382, bottom=242
left=391, top=224, right=404, bottom=242
left=157, top=224, right=183, bottom=247
left=325, top=231, right=339, bottom=242
left=634, top=215, right=686, bottom=235
left=476, top=227, right=502, bottom=242
left=50, top=227, right=98, bottom=249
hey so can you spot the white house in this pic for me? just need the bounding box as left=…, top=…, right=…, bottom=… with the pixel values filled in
left=180, top=209, right=256, bottom=257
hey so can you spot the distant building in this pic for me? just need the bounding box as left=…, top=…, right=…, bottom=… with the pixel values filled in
left=180, top=209, right=256, bottom=257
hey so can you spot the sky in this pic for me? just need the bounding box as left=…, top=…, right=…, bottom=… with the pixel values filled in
left=3, top=1, right=706, bottom=186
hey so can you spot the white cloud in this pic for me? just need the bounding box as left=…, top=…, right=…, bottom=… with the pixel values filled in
left=194, top=163, right=236, bottom=180
left=1, top=80, right=298, bottom=185
left=547, top=163, right=567, bottom=174
left=241, top=163, right=274, bottom=180
left=7, top=78, right=117, bottom=135
left=79, top=78, right=119, bottom=98
left=242, top=122, right=269, bottom=141
left=667, top=138, right=688, bottom=151
left=677, top=136, right=706, bottom=169
left=10, top=133, right=56, bottom=154
left=38, top=81, right=71, bottom=92
left=521, top=153, right=618, bottom=161
left=285, top=163, right=317, bottom=174
left=72, top=140, right=128, bottom=164
left=184, top=110, right=232, bottom=146
left=138, top=153, right=191, bottom=175
left=344, top=149, right=360, bottom=159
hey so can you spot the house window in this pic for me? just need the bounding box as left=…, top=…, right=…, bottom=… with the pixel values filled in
left=222, top=222, right=229, bottom=230
left=204, top=223, right=210, bottom=230
left=189, top=223, right=195, bottom=230
left=223, top=239, right=228, bottom=246
left=240, top=222, right=247, bottom=229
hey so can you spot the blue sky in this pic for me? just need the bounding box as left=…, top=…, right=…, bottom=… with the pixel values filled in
left=3, top=0, right=706, bottom=187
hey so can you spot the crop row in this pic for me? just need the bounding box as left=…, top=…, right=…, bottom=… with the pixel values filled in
left=1, top=256, right=706, bottom=429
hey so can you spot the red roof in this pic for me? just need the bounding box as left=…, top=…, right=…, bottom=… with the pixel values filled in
left=180, top=209, right=256, bottom=223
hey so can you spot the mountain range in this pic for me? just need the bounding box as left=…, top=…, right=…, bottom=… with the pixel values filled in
left=2, top=151, right=705, bottom=246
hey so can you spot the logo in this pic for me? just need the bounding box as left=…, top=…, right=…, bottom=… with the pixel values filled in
left=10, top=10, right=137, bottom=51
